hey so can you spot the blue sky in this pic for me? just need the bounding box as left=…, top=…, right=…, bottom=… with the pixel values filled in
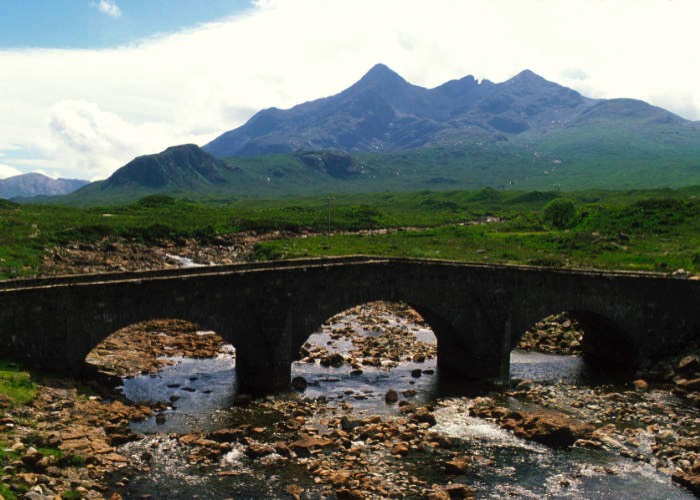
left=0, top=0, right=253, bottom=49
left=0, top=0, right=698, bottom=181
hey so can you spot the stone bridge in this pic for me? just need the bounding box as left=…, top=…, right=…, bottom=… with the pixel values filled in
left=1, top=256, right=698, bottom=394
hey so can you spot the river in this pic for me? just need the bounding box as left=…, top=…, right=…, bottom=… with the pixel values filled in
left=111, top=304, right=695, bottom=499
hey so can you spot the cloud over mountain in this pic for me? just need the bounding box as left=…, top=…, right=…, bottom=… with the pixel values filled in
left=0, top=0, right=699, bottom=180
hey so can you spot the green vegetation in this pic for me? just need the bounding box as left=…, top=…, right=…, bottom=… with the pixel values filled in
left=1, top=186, right=699, bottom=279
left=543, top=198, right=576, bottom=229
left=0, top=360, right=37, bottom=407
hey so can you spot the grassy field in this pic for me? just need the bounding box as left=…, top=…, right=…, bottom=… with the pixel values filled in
left=1, top=186, right=699, bottom=279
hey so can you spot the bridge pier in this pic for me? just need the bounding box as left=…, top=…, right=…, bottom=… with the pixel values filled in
left=236, top=342, right=292, bottom=395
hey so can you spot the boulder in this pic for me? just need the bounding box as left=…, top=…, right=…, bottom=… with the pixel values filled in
left=289, top=436, right=334, bottom=456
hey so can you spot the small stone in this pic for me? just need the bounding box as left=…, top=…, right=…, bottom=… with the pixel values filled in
left=633, top=379, right=649, bottom=392
left=291, top=376, right=307, bottom=392
left=385, top=390, right=399, bottom=404
left=444, top=456, right=470, bottom=475
left=443, top=483, right=475, bottom=499
left=676, top=378, right=700, bottom=392
left=411, top=369, right=422, bottom=378
left=155, top=413, right=166, bottom=425
left=286, top=484, right=304, bottom=500
left=320, top=353, right=345, bottom=367
left=391, top=442, right=409, bottom=456
left=678, top=355, right=700, bottom=375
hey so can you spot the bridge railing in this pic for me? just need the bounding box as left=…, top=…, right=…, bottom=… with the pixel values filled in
left=0, top=254, right=687, bottom=292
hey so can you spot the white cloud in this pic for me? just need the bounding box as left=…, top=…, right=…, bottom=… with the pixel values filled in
left=93, top=0, right=122, bottom=18
left=1, top=0, right=700, bottom=180
left=0, top=163, right=21, bottom=179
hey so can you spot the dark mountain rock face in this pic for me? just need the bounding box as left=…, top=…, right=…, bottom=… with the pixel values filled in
left=203, top=64, right=605, bottom=157
left=0, top=173, right=87, bottom=199
left=104, top=144, right=237, bottom=189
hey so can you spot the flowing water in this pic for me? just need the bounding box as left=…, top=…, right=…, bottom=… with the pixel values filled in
left=112, top=309, right=695, bottom=499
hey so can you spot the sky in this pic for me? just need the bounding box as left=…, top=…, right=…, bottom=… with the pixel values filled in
left=0, top=0, right=698, bottom=181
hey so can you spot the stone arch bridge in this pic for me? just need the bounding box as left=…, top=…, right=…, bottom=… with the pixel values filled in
left=0, top=256, right=698, bottom=394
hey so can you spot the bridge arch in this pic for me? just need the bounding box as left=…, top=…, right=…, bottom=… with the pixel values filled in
left=84, top=318, right=235, bottom=380
left=284, top=273, right=507, bottom=391
left=512, top=308, right=640, bottom=371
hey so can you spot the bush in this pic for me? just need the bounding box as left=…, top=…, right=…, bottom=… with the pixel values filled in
left=543, top=198, right=576, bottom=229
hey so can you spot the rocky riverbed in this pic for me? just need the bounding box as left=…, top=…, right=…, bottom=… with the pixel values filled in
left=38, top=231, right=296, bottom=276
left=3, top=300, right=699, bottom=498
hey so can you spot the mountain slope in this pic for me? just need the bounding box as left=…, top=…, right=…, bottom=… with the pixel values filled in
left=66, top=144, right=241, bottom=202
left=203, top=64, right=598, bottom=157
left=0, top=173, right=87, bottom=199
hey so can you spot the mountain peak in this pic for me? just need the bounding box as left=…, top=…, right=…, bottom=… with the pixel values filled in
left=354, top=63, right=407, bottom=89
left=508, top=69, right=547, bottom=84
left=107, top=144, right=233, bottom=189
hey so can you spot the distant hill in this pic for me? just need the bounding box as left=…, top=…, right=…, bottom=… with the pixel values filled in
left=45, top=65, right=700, bottom=205
left=68, top=144, right=241, bottom=202
left=0, top=173, right=87, bottom=199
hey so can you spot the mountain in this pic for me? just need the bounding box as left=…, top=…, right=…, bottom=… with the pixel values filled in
left=0, top=173, right=87, bottom=199
left=67, top=144, right=241, bottom=202
left=203, top=64, right=602, bottom=157
left=46, top=66, right=700, bottom=205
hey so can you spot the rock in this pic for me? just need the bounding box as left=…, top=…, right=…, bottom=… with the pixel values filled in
left=21, top=447, right=43, bottom=469
left=515, top=379, right=534, bottom=390
left=676, top=378, right=700, bottom=392
left=411, top=407, right=437, bottom=426
left=320, top=353, right=345, bottom=367
left=633, top=379, right=649, bottom=392
left=443, top=484, right=476, bottom=499
left=385, top=390, right=399, bottom=404
left=289, top=436, right=334, bottom=456
left=678, top=355, right=700, bottom=375
left=155, top=413, right=166, bottom=425
left=245, top=441, right=276, bottom=459
left=411, top=369, right=422, bottom=378
left=391, top=442, right=409, bottom=456
left=286, top=484, right=304, bottom=500
left=673, top=470, right=700, bottom=495
left=472, top=404, right=593, bottom=447
left=516, top=412, right=593, bottom=447
left=329, top=470, right=351, bottom=487
left=340, top=417, right=363, bottom=431
left=291, top=376, right=307, bottom=392
left=335, top=488, right=365, bottom=500
left=444, top=456, right=470, bottom=474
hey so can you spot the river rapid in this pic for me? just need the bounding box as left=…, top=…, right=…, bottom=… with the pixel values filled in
left=110, top=303, right=696, bottom=499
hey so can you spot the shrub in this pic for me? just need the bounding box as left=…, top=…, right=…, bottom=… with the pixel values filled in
left=543, top=198, right=576, bottom=229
